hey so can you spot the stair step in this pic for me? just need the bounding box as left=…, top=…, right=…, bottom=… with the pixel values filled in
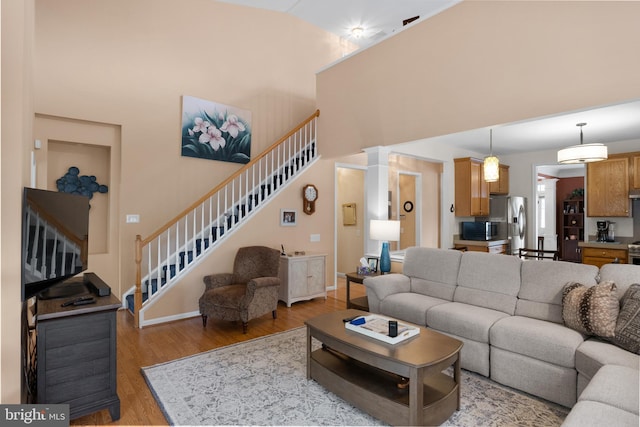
left=179, top=251, right=194, bottom=268
left=195, top=238, right=209, bottom=255
left=125, top=292, right=149, bottom=314
left=161, top=265, right=176, bottom=280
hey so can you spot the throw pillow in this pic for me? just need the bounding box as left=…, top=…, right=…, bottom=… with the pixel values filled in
left=609, top=284, right=640, bottom=354
left=562, top=281, right=619, bottom=338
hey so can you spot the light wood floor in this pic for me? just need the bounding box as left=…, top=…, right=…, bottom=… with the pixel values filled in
left=71, top=276, right=365, bottom=426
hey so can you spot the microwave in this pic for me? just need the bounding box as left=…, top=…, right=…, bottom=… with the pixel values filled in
left=461, top=221, right=499, bottom=241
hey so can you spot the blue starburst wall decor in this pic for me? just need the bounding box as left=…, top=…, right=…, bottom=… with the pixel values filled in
left=56, top=166, right=108, bottom=201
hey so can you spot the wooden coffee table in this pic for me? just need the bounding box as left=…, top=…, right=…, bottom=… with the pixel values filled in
left=305, top=309, right=462, bottom=426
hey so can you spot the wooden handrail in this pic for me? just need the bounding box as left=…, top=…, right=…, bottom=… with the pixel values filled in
left=140, top=109, right=320, bottom=245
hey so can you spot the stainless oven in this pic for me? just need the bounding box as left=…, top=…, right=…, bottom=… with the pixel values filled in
left=629, top=242, right=640, bottom=265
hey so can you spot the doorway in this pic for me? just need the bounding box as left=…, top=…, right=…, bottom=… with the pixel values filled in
left=398, top=172, right=419, bottom=250
left=335, top=164, right=366, bottom=275
left=535, top=164, right=585, bottom=259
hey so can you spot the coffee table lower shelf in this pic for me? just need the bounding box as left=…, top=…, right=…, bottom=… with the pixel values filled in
left=310, top=348, right=458, bottom=426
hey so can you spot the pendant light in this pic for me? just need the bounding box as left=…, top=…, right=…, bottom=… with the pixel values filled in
left=483, top=129, right=499, bottom=182
left=557, top=123, right=608, bottom=164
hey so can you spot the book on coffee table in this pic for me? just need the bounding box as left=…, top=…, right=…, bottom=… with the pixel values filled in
left=345, top=314, right=420, bottom=344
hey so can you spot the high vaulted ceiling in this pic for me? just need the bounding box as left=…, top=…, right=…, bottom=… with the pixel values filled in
left=217, top=0, right=460, bottom=48
left=217, top=0, right=640, bottom=163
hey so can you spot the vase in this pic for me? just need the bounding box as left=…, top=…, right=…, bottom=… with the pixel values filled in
left=379, top=242, right=391, bottom=274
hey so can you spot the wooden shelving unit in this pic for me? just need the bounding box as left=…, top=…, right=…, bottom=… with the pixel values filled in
left=561, top=198, right=584, bottom=262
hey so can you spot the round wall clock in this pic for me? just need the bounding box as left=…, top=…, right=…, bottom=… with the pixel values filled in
left=403, top=201, right=414, bottom=213
left=303, top=184, right=318, bottom=215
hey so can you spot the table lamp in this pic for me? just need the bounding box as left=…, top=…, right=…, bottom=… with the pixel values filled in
left=370, top=219, right=400, bottom=274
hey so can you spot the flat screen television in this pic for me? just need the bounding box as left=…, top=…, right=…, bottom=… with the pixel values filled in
left=21, top=187, right=90, bottom=301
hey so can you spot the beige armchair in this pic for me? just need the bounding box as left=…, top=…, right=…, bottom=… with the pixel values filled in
left=199, top=246, right=281, bottom=333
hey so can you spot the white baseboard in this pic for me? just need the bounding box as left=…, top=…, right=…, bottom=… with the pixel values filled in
left=140, top=310, right=201, bottom=328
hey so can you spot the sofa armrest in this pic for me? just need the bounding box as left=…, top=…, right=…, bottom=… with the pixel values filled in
left=363, top=274, right=411, bottom=301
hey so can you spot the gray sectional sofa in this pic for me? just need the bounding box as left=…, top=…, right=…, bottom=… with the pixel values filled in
left=363, top=247, right=639, bottom=426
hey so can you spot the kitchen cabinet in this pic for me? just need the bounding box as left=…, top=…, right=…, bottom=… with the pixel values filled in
left=586, top=156, right=630, bottom=217
left=489, top=164, right=510, bottom=195
left=454, top=157, right=489, bottom=216
left=561, top=199, right=584, bottom=262
left=582, top=247, right=628, bottom=268
left=633, top=155, right=640, bottom=189
left=279, top=253, right=326, bottom=307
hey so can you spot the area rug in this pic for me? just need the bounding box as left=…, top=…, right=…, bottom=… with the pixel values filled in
left=141, top=327, right=569, bottom=426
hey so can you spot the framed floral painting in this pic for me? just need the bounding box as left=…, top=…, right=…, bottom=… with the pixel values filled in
left=181, top=95, right=251, bottom=164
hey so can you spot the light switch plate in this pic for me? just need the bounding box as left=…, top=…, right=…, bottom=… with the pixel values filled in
left=126, top=214, right=140, bottom=223
left=310, top=234, right=320, bottom=242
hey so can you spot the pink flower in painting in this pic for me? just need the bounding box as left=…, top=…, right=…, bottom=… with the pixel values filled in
left=192, top=117, right=210, bottom=133
left=220, top=115, right=246, bottom=138
left=199, top=126, right=226, bottom=150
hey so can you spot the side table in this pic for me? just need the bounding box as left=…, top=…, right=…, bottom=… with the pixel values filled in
left=345, top=271, right=379, bottom=311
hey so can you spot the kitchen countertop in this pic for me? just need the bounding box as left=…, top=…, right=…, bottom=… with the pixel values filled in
left=453, top=238, right=510, bottom=247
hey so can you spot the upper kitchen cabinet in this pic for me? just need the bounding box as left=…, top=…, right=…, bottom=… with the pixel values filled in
left=633, top=155, right=640, bottom=189
left=454, top=157, right=489, bottom=216
left=586, top=155, right=630, bottom=217
left=489, top=164, right=510, bottom=195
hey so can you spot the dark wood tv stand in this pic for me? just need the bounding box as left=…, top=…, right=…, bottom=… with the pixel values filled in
left=35, top=277, right=121, bottom=421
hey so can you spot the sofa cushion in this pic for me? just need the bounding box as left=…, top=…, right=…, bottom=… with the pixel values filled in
left=599, top=263, right=640, bottom=299
left=561, top=401, right=639, bottom=427
left=562, top=281, right=619, bottom=338
left=575, top=338, right=640, bottom=381
left=454, top=252, right=522, bottom=315
left=516, top=260, right=599, bottom=323
left=379, top=293, right=448, bottom=326
left=609, top=283, right=640, bottom=354
left=426, top=302, right=509, bottom=343
left=578, top=365, right=639, bottom=415
left=490, top=316, right=584, bottom=368
left=403, top=247, right=462, bottom=300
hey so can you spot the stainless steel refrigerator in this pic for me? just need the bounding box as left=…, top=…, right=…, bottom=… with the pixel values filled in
left=489, top=196, right=527, bottom=255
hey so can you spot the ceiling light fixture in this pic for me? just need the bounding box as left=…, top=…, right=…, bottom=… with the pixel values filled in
left=351, top=26, right=364, bottom=38
left=557, top=123, right=608, bottom=164
left=483, top=129, right=499, bottom=182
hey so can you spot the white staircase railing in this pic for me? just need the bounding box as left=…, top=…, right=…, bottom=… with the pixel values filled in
left=128, top=110, right=319, bottom=327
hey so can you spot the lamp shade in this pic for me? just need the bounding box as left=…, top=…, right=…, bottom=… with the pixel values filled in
left=483, top=155, right=500, bottom=182
left=557, top=143, right=608, bottom=164
left=370, top=219, right=400, bottom=241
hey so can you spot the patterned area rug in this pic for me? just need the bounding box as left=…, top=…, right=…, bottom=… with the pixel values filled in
left=141, top=327, right=569, bottom=426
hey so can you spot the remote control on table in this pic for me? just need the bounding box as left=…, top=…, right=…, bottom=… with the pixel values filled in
left=61, top=296, right=95, bottom=307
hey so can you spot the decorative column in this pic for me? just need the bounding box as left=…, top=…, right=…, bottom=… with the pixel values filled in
left=363, top=146, right=391, bottom=255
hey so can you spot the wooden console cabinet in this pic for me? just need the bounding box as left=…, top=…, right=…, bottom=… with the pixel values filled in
left=36, top=280, right=121, bottom=421
left=278, top=253, right=327, bottom=307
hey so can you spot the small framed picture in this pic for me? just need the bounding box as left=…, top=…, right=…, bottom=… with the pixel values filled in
left=280, top=209, right=297, bottom=226
left=367, top=257, right=378, bottom=272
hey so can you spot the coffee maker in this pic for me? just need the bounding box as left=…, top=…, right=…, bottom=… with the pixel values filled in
left=596, top=220, right=610, bottom=242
